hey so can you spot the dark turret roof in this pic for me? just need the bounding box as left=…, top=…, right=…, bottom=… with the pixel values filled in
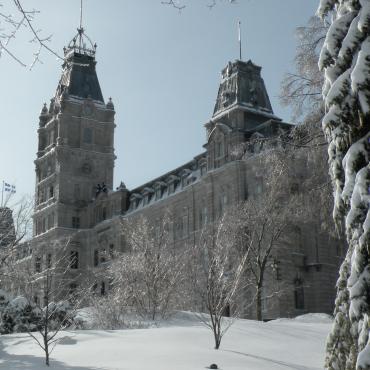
left=55, top=28, right=104, bottom=103
left=213, top=60, right=276, bottom=119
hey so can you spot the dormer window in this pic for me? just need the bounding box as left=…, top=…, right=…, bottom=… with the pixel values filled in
left=215, top=140, right=225, bottom=158
left=153, top=181, right=166, bottom=200
left=169, top=183, right=175, bottom=194
left=83, top=127, right=93, bottom=144
left=167, top=175, right=180, bottom=195
left=180, top=169, right=191, bottom=188
left=129, top=193, right=142, bottom=210
left=199, top=157, right=207, bottom=176
left=142, top=187, right=154, bottom=206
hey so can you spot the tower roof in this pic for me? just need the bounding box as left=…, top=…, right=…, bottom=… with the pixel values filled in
left=55, top=28, right=104, bottom=103
left=213, top=60, right=278, bottom=120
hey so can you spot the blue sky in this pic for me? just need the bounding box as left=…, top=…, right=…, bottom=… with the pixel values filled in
left=0, top=0, right=319, bottom=202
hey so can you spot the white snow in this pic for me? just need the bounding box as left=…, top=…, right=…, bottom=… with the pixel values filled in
left=0, top=312, right=332, bottom=370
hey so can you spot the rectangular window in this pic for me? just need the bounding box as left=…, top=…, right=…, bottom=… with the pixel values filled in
left=74, top=184, right=81, bottom=200
left=200, top=207, right=208, bottom=228
left=35, top=256, right=42, bottom=273
left=72, top=217, right=80, bottom=229
left=100, top=249, right=106, bottom=264
left=47, top=253, right=52, bottom=269
left=182, top=215, right=188, bottom=237
left=294, top=280, right=305, bottom=310
left=70, top=251, right=79, bottom=269
left=83, top=127, right=93, bottom=144
left=49, top=185, right=54, bottom=199
left=155, top=188, right=162, bottom=200
left=168, top=183, right=175, bottom=194
left=94, top=250, right=99, bottom=267
left=109, top=244, right=114, bottom=259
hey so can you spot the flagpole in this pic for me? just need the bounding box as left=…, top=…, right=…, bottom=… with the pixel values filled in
left=1, top=181, right=4, bottom=208
left=238, top=20, right=242, bottom=61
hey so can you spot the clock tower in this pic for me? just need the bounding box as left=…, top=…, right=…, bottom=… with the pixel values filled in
left=33, top=27, right=116, bottom=235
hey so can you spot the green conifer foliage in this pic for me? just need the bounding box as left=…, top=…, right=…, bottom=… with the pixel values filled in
left=317, top=1, right=370, bottom=369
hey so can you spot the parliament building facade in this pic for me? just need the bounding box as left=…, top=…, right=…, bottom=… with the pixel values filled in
left=20, top=29, right=344, bottom=320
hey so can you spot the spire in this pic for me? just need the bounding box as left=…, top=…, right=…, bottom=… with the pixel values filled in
left=63, top=0, right=97, bottom=59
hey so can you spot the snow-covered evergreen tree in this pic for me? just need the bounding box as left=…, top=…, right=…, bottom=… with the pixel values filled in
left=317, top=1, right=370, bottom=369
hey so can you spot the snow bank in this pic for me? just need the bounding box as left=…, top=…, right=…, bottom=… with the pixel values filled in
left=0, top=314, right=332, bottom=370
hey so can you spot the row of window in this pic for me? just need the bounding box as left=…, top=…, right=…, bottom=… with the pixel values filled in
left=36, top=160, right=55, bottom=182
left=261, top=279, right=305, bottom=313
left=35, top=212, right=55, bottom=235
left=37, top=184, right=54, bottom=205
left=34, top=245, right=115, bottom=274
left=129, top=165, right=208, bottom=211
left=34, top=250, right=79, bottom=273
left=34, top=253, right=52, bottom=273
left=39, top=128, right=56, bottom=153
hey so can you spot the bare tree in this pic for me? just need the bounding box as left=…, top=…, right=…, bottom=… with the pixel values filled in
left=111, top=214, right=185, bottom=322
left=235, top=199, right=288, bottom=321
left=7, top=238, right=87, bottom=366
left=0, top=195, right=33, bottom=274
left=161, top=0, right=237, bottom=12
left=0, top=1, right=61, bottom=68
left=188, top=213, right=250, bottom=350
left=280, top=16, right=328, bottom=126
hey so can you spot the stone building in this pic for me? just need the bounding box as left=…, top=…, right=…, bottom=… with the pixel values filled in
left=24, top=28, right=344, bottom=319
left=0, top=207, right=15, bottom=249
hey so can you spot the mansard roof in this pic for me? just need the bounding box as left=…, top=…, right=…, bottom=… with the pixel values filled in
left=55, top=29, right=104, bottom=103
left=213, top=59, right=277, bottom=120
left=130, top=152, right=207, bottom=195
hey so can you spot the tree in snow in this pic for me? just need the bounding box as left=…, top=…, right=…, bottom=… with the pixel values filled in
left=237, top=198, right=289, bottom=321
left=280, top=16, right=328, bottom=127
left=0, top=295, right=42, bottom=334
left=110, top=215, right=185, bottom=322
left=188, top=212, right=250, bottom=350
left=7, top=238, right=86, bottom=366
left=316, top=1, right=370, bottom=369
left=0, top=195, right=33, bottom=281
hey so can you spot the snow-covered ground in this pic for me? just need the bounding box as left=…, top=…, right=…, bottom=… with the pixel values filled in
left=0, top=312, right=332, bottom=370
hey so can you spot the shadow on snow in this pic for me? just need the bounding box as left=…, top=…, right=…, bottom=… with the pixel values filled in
left=0, top=334, right=103, bottom=370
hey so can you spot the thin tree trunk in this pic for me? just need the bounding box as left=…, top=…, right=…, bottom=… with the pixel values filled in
left=44, top=336, right=50, bottom=366
left=256, top=286, right=262, bottom=321
left=213, top=317, right=221, bottom=350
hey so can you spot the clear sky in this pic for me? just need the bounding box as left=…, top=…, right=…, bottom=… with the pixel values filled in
left=0, top=0, right=319, bottom=202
